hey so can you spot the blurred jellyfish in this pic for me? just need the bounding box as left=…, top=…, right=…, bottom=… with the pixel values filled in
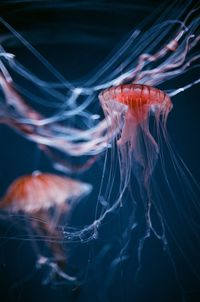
left=0, top=171, right=92, bottom=283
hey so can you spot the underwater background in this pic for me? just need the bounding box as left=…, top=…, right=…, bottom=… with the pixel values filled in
left=0, top=1, right=200, bottom=301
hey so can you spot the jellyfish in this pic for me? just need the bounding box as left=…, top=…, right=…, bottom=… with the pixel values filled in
left=0, top=171, right=92, bottom=283
left=98, top=82, right=172, bottom=248
left=99, top=84, right=172, bottom=178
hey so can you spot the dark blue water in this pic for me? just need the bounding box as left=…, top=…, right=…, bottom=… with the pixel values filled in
left=0, top=1, right=200, bottom=302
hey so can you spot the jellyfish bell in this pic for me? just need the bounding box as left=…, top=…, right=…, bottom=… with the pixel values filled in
left=0, top=171, right=92, bottom=214
left=99, top=84, right=172, bottom=143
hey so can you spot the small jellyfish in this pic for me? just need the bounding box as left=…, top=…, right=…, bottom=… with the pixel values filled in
left=0, top=171, right=92, bottom=283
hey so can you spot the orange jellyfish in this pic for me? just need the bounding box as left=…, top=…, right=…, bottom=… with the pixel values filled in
left=99, top=84, right=173, bottom=184
left=97, top=83, right=175, bottom=250
left=0, top=171, right=92, bottom=283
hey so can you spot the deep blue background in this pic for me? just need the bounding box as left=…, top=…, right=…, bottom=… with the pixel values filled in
left=0, top=1, right=200, bottom=302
